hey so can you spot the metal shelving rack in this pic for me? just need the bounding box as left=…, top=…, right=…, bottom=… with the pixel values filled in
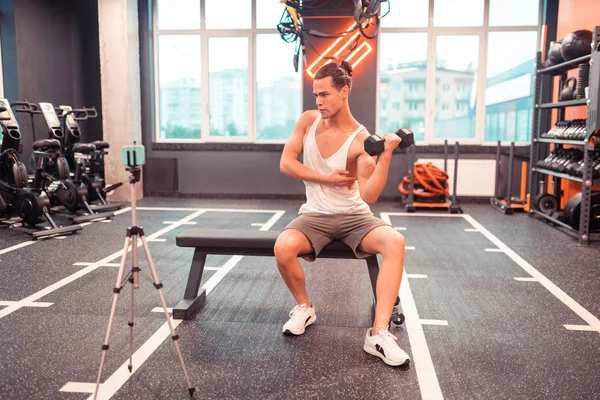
left=529, top=27, right=600, bottom=245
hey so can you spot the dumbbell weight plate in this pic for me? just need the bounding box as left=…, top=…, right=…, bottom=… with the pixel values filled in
left=536, top=194, right=559, bottom=216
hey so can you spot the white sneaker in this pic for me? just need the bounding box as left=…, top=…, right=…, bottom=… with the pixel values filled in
left=282, top=303, right=316, bottom=335
left=363, top=326, right=411, bottom=366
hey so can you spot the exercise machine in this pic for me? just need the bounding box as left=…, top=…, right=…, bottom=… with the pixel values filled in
left=56, top=105, right=122, bottom=212
left=0, top=99, right=81, bottom=238
left=13, top=101, right=113, bottom=223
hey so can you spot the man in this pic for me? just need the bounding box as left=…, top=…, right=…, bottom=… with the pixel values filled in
left=274, top=61, right=410, bottom=366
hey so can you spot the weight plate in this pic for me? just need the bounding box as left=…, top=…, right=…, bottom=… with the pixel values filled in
left=564, top=192, right=600, bottom=231
left=56, top=180, right=80, bottom=212
left=536, top=194, right=559, bottom=215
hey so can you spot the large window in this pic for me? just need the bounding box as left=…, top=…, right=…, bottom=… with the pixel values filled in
left=154, top=0, right=302, bottom=143
left=256, top=35, right=302, bottom=141
left=379, top=0, right=540, bottom=144
left=379, top=33, right=428, bottom=141
left=157, top=35, right=201, bottom=140
left=485, top=31, right=538, bottom=142
left=434, top=35, right=479, bottom=140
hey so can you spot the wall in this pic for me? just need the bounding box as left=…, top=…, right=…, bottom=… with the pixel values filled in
left=0, top=0, right=103, bottom=164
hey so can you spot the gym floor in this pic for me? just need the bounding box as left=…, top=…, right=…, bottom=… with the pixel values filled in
left=0, top=198, right=599, bottom=400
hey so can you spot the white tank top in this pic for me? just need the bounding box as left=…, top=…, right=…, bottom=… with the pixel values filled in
left=299, top=115, right=372, bottom=215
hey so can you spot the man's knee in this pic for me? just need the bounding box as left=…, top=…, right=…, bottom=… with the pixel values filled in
left=381, top=232, right=406, bottom=258
left=274, top=231, right=307, bottom=263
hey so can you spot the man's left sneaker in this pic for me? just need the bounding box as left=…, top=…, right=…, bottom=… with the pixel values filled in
left=363, top=326, right=411, bottom=366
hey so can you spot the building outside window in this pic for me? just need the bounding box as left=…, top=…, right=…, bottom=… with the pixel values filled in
left=154, top=0, right=301, bottom=143
left=379, top=0, right=540, bottom=144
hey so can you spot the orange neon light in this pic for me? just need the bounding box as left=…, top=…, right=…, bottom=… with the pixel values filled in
left=307, top=21, right=378, bottom=78
left=345, top=41, right=373, bottom=66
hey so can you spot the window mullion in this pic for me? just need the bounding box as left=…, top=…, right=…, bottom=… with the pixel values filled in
left=475, top=0, right=491, bottom=145
left=249, top=32, right=256, bottom=142
left=424, top=0, right=436, bottom=144
left=201, top=34, right=210, bottom=142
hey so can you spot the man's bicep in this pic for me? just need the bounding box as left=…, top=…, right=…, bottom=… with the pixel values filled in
left=282, top=127, right=305, bottom=161
left=357, top=153, right=376, bottom=187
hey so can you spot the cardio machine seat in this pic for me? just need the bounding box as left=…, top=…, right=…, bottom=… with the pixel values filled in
left=92, top=141, right=110, bottom=150
left=33, top=139, right=61, bottom=151
left=73, top=143, right=96, bottom=154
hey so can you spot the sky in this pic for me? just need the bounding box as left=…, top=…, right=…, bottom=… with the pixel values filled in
left=157, top=0, right=540, bottom=85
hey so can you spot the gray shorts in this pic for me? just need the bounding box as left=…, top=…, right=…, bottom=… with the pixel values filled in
left=283, top=213, right=391, bottom=261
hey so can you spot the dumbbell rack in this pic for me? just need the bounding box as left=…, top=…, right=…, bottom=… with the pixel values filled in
left=528, top=26, right=600, bottom=245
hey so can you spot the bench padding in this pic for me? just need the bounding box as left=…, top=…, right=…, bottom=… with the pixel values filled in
left=176, top=228, right=361, bottom=259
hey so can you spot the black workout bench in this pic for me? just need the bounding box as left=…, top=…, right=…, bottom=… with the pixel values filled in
left=174, top=229, right=404, bottom=325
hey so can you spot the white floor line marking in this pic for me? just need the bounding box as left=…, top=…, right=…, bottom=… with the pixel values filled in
left=407, top=274, right=428, bottom=279
left=382, top=211, right=465, bottom=218
left=113, top=207, right=132, bottom=215
left=61, top=209, right=287, bottom=400
left=259, top=211, right=286, bottom=231
left=73, top=262, right=121, bottom=268
left=60, top=382, right=103, bottom=393
left=151, top=307, right=173, bottom=313
left=395, top=227, right=407, bottom=231
left=0, top=209, right=208, bottom=321
left=485, top=248, right=504, bottom=253
left=251, top=223, right=264, bottom=227
left=420, top=319, right=449, bottom=326
left=463, top=214, right=600, bottom=333
left=137, top=207, right=286, bottom=213
left=163, top=221, right=197, bottom=225
left=0, top=241, right=36, bottom=256
left=380, top=213, right=443, bottom=400
left=204, top=266, right=220, bottom=271
left=147, top=238, right=167, bottom=242
left=514, top=277, right=537, bottom=282
left=564, top=325, right=596, bottom=332
left=464, top=228, right=479, bottom=232
left=406, top=246, right=415, bottom=251
left=0, top=301, right=53, bottom=307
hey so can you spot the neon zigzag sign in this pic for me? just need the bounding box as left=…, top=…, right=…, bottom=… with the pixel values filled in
left=305, top=21, right=374, bottom=78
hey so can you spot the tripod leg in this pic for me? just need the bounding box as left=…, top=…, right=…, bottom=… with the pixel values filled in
left=93, top=235, right=132, bottom=400
left=139, top=234, right=195, bottom=397
left=128, top=233, right=138, bottom=373
left=128, top=233, right=142, bottom=372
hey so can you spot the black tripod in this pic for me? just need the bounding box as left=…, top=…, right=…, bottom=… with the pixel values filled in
left=93, top=166, right=194, bottom=399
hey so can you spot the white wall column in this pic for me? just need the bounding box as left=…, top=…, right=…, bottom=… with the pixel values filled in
left=98, top=0, right=143, bottom=201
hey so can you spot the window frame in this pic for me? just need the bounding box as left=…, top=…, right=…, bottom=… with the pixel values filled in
left=152, top=0, right=302, bottom=144
left=376, top=0, right=542, bottom=146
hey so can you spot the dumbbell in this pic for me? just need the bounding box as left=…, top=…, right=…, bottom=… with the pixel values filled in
left=364, top=128, right=415, bottom=156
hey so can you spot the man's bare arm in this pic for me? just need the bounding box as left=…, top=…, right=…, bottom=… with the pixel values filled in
left=357, top=133, right=401, bottom=204
left=280, top=111, right=357, bottom=186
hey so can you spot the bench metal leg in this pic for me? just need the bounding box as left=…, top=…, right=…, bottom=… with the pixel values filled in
left=366, top=255, right=379, bottom=301
left=173, top=250, right=207, bottom=320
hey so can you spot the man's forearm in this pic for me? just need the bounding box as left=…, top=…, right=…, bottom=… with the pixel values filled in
left=281, top=158, right=327, bottom=184
left=362, top=152, right=393, bottom=203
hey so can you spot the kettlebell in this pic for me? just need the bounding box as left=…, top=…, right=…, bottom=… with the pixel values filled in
left=559, top=77, right=577, bottom=101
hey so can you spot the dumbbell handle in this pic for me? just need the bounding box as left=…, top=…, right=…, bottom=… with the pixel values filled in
left=364, top=128, right=415, bottom=156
